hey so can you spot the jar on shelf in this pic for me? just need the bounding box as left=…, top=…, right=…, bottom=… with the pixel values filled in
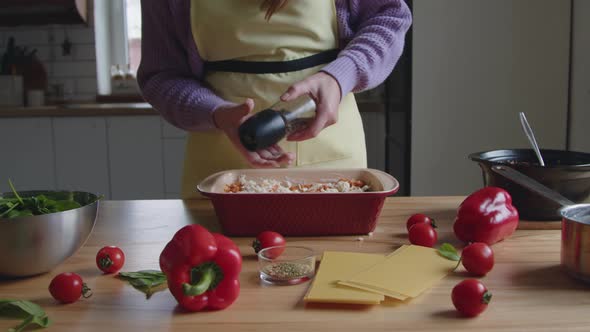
left=111, top=64, right=125, bottom=81
left=124, top=64, right=135, bottom=81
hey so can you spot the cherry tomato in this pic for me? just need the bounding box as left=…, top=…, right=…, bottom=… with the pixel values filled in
left=461, top=242, right=494, bottom=276
left=452, top=279, right=492, bottom=317
left=49, top=272, right=92, bottom=304
left=408, top=223, right=438, bottom=247
left=406, top=213, right=436, bottom=231
left=253, top=231, right=286, bottom=258
left=96, top=246, right=125, bottom=274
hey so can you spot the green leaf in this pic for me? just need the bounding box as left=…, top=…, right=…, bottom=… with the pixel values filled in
left=0, top=299, right=45, bottom=318
left=118, top=270, right=168, bottom=299
left=1, top=179, right=85, bottom=218
left=7, top=314, right=51, bottom=332
left=0, top=202, right=20, bottom=218
left=7, top=180, right=24, bottom=206
left=119, top=270, right=164, bottom=279
left=8, top=210, right=33, bottom=219
left=6, top=210, right=23, bottom=219
left=0, top=299, right=51, bottom=332
left=0, top=199, right=18, bottom=208
left=53, top=200, right=82, bottom=212
left=438, top=243, right=461, bottom=261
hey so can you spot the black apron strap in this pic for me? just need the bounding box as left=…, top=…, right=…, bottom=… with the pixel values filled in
left=203, top=49, right=340, bottom=74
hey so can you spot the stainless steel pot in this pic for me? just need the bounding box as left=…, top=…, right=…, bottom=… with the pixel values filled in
left=492, top=165, right=590, bottom=283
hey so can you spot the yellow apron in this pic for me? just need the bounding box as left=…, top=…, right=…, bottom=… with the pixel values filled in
left=182, top=0, right=367, bottom=199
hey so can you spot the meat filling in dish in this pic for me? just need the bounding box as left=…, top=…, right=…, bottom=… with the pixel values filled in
left=224, top=175, right=370, bottom=193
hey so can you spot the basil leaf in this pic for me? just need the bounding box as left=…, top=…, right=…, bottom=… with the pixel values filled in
left=0, top=299, right=45, bottom=318
left=1, top=180, right=90, bottom=218
left=0, top=199, right=18, bottom=209
left=128, top=280, right=167, bottom=299
left=53, top=200, right=82, bottom=212
left=438, top=243, right=461, bottom=261
left=119, top=270, right=165, bottom=281
left=118, top=270, right=168, bottom=299
left=11, top=210, right=33, bottom=218
left=0, top=299, right=51, bottom=331
left=7, top=314, right=51, bottom=332
left=7, top=180, right=24, bottom=205
left=0, top=202, right=20, bottom=218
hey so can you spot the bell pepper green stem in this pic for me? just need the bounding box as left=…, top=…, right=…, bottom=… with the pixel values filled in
left=182, top=265, right=216, bottom=296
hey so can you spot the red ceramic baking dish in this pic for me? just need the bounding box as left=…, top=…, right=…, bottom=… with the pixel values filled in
left=197, top=168, right=399, bottom=236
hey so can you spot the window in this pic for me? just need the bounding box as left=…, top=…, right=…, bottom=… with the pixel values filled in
left=94, top=0, right=142, bottom=96
left=126, top=0, right=142, bottom=74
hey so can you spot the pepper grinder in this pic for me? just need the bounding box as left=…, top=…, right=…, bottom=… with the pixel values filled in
left=239, top=95, right=316, bottom=151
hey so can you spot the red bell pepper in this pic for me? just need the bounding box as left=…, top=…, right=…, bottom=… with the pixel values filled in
left=453, top=187, right=519, bottom=245
left=159, top=224, right=242, bottom=312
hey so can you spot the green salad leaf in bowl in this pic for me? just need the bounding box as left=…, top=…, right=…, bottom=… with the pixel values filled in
left=0, top=180, right=100, bottom=219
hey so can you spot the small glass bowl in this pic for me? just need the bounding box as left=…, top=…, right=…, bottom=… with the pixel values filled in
left=258, top=246, right=315, bottom=285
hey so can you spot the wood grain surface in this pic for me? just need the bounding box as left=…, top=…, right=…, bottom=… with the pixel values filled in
left=0, top=197, right=586, bottom=332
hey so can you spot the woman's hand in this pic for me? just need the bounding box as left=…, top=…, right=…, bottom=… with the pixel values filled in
left=213, top=99, right=295, bottom=168
left=280, top=72, right=342, bottom=141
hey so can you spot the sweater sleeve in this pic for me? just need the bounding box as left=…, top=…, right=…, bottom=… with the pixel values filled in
left=322, top=0, right=412, bottom=97
left=137, top=0, right=232, bottom=131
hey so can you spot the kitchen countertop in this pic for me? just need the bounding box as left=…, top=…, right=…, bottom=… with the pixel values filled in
left=0, top=197, right=580, bottom=332
left=0, top=103, right=157, bottom=117
left=0, top=101, right=385, bottom=118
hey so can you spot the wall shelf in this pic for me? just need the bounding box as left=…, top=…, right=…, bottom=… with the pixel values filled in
left=0, top=0, right=88, bottom=27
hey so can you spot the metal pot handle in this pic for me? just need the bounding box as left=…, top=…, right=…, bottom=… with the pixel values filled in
left=491, top=165, right=575, bottom=207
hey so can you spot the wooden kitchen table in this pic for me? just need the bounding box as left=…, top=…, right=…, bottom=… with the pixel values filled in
left=0, top=197, right=587, bottom=332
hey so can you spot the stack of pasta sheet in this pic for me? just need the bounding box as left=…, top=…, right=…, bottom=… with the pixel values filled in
left=304, top=245, right=456, bottom=304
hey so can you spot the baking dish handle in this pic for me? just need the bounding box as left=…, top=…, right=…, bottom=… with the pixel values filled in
left=367, top=169, right=400, bottom=196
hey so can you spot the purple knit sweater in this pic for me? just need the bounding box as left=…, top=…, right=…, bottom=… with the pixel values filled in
left=137, top=0, right=412, bottom=131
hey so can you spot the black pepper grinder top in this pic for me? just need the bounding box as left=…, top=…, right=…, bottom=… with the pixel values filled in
left=239, top=95, right=316, bottom=151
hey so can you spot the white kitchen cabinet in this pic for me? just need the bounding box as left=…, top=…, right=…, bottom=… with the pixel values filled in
left=161, top=119, right=187, bottom=139
left=106, top=116, right=165, bottom=199
left=0, top=111, right=402, bottom=199
left=161, top=118, right=188, bottom=198
left=360, top=112, right=386, bottom=171
left=53, top=117, right=110, bottom=197
left=0, top=118, right=55, bottom=192
left=570, top=0, right=590, bottom=153
left=163, top=138, right=186, bottom=197
left=412, top=0, right=571, bottom=195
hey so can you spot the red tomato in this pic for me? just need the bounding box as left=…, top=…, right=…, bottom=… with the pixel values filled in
left=96, top=246, right=125, bottom=274
left=462, top=242, right=494, bottom=276
left=408, top=223, right=438, bottom=247
left=452, top=279, right=492, bottom=317
left=49, top=272, right=92, bottom=304
left=406, top=213, right=436, bottom=231
left=253, top=231, right=286, bottom=258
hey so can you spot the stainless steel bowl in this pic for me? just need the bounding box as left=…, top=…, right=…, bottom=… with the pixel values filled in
left=0, top=191, right=99, bottom=277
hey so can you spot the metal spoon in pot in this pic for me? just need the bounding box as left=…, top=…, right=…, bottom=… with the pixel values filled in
left=519, top=112, right=546, bottom=167
left=492, top=165, right=573, bottom=206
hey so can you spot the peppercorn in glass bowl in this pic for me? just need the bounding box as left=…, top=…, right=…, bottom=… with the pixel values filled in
left=258, top=246, right=315, bottom=285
